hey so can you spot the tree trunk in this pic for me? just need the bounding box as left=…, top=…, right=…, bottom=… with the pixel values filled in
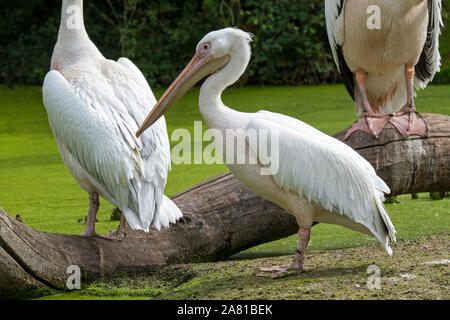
left=0, top=113, right=448, bottom=296
left=333, top=113, right=449, bottom=196
left=0, top=173, right=298, bottom=296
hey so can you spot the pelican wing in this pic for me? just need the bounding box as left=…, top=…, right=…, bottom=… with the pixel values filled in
left=247, top=111, right=396, bottom=252
left=115, top=57, right=181, bottom=230
left=415, top=0, right=443, bottom=89
left=325, top=0, right=355, bottom=100
left=114, top=57, right=170, bottom=174
left=43, top=70, right=142, bottom=215
left=43, top=67, right=179, bottom=232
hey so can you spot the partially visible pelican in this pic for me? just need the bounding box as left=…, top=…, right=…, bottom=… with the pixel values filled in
left=136, top=28, right=396, bottom=278
left=325, top=0, right=443, bottom=139
left=42, top=0, right=182, bottom=239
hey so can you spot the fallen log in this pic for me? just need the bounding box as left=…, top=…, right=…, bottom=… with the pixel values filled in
left=0, top=173, right=298, bottom=296
left=334, top=113, right=450, bottom=196
left=0, top=113, right=448, bottom=297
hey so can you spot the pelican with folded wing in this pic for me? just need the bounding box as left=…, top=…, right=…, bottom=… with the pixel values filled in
left=42, top=0, right=182, bottom=239
left=136, top=28, right=396, bottom=278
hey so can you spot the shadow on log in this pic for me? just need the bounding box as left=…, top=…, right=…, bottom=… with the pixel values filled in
left=0, top=113, right=448, bottom=296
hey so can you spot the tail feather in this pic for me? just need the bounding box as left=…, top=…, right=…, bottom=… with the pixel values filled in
left=121, top=177, right=182, bottom=232
left=373, top=192, right=397, bottom=256
left=137, top=182, right=156, bottom=231
left=124, top=194, right=182, bottom=232
left=152, top=195, right=182, bottom=230
left=123, top=208, right=148, bottom=232
left=163, top=195, right=183, bottom=223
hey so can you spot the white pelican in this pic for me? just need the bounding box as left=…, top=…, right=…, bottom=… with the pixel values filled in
left=325, top=0, right=443, bottom=139
left=42, top=0, right=182, bottom=239
left=136, top=28, right=396, bottom=278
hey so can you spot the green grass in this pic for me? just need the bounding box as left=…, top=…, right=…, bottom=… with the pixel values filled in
left=0, top=84, right=449, bottom=245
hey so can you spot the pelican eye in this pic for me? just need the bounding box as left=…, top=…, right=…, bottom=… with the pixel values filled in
left=198, top=43, right=211, bottom=56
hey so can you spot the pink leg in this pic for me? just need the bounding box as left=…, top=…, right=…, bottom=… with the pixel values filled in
left=80, top=193, right=111, bottom=240
left=117, top=213, right=127, bottom=235
left=256, top=227, right=311, bottom=279
left=389, top=64, right=429, bottom=137
left=344, top=69, right=390, bottom=140
left=291, top=228, right=310, bottom=270
left=405, top=64, right=415, bottom=108
left=355, top=69, right=372, bottom=115
left=106, top=212, right=127, bottom=240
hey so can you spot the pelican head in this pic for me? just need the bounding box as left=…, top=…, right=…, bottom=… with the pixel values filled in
left=136, top=28, right=253, bottom=137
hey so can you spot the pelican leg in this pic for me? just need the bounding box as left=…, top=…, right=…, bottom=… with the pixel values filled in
left=256, top=227, right=311, bottom=279
left=106, top=212, right=127, bottom=240
left=388, top=64, right=429, bottom=137
left=80, top=193, right=111, bottom=240
left=405, top=64, right=415, bottom=108
left=291, top=227, right=310, bottom=270
left=117, top=213, right=127, bottom=236
left=344, top=69, right=390, bottom=140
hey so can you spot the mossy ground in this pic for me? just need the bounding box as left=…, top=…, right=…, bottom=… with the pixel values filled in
left=37, top=232, right=449, bottom=300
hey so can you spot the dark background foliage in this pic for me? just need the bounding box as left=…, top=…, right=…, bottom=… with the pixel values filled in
left=1, top=0, right=449, bottom=87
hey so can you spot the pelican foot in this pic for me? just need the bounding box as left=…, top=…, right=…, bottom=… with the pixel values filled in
left=388, top=105, right=429, bottom=137
left=80, top=231, right=114, bottom=241
left=344, top=113, right=390, bottom=140
left=105, top=229, right=125, bottom=241
left=255, top=265, right=300, bottom=279
left=104, top=213, right=127, bottom=240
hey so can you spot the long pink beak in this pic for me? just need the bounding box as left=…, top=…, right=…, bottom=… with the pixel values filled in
left=136, top=52, right=230, bottom=137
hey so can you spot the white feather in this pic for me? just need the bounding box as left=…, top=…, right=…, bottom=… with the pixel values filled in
left=415, top=0, right=443, bottom=89
left=43, top=67, right=181, bottom=231
left=191, top=28, right=396, bottom=255
left=246, top=112, right=396, bottom=253
left=43, top=0, right=181, bottom=232
left=325, top=0, right=346, bottom=73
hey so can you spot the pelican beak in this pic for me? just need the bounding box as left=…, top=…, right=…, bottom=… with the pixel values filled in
left=136, top=52, right=230, bottom=137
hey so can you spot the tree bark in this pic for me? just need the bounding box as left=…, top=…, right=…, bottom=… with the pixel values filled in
left=0, top=173, right=298, bottom=295
left=0, top=113, right=448, bottom=296
left=333, top=113, right=450, bottom=196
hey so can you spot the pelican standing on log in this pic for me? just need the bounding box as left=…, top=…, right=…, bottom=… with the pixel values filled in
left=136, top=28, right=396, bottom=278
left=325, top=0, right=443, bottom=139
left=42, top=0, right=182, bottom=239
